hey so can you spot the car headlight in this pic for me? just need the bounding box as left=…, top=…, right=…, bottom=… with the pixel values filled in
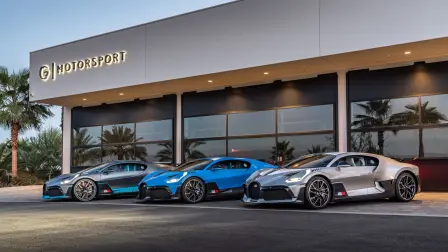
left=166, top=172, right=187, bottom=183
left=60, top=174, right=79, bottom=185
left=247, top=169, right=273, bottom=182
left=285, top=170, right=310, bottom=183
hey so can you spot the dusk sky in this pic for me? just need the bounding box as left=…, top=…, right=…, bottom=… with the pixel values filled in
left=1, top=0, right=233, bottom=141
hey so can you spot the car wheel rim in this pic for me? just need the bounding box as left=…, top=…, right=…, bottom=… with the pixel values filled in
left=398, top=174, right=416, bottom=200
left=184, top=179, right=204, bottom=203
left=308, top=179, right=330, bottom=208
left=74, top=179, right=96, bottom=201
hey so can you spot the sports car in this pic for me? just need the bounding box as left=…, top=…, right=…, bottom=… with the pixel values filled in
left=242, top=152, right=421, bottom=209
left=42, top=160, right=173, bottom=202
left=136, top=157, right=278, bottom=203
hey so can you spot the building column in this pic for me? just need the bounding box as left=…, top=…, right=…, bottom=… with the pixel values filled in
left=62, top=106, right=72, bottom=174
left=175, top=93, right=182, bottom=165
left=337, top=71, right=348, bottom=152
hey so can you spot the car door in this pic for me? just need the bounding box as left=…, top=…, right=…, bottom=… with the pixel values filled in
left=205, top=160, right=235, bottom=190
left=228, top=160, right=252, bottom=188
left=101, top=163, right=146, bottom=193
left=330, top=155, right=375, bottom=196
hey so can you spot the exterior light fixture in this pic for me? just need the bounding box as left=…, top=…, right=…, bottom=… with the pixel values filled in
left=82, top=98, right=87, bottom=101
left=264, top=72, right=269, bottom=75
left=208, top=80, right=213, bottom=83
left=404, top=51, right=411, bottom=55
left=119, top=93, right=124, bottom=96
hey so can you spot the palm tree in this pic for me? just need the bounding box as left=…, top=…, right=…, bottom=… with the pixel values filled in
left=350, top=132, right=380, bottom=153
left=101, top=125, right=147, bottom=161
left=393, top=101, right=447, bottom=157
left=271, top=140, right=295, bottom=163
left=352, top=99, right=402, bottom=155
left=0, top=67, right=53, bottom=177
left=155, top=142, right=173, bottom=162
left=183, top=140, right=207, bottom=161
left=307, top=145, right=327, bottom=154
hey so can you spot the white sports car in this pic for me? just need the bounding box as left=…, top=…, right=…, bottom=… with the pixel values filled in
left=242, top=152, right=420, bottom=209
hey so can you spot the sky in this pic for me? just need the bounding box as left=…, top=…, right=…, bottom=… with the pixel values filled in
left=0, top=0, right=234, bottom=141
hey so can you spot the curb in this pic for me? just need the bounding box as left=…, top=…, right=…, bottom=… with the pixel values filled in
left=0, top=185, right=43, bottom=192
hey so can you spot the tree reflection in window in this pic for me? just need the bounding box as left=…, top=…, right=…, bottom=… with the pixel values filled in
left=155, top=140, right=207, bottom=163
left=101, top=125, right=147, bottom=161
left=271, top=140, right=295, bottom=162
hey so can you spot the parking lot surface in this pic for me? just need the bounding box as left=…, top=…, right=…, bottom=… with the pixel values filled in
left=1, top=186, right=448, bottom=251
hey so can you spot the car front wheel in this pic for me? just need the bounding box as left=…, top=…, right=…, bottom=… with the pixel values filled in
left=304, top=176, right=332, bottom=209
left=181, top=177, right=206, bottom=204
left=73, top=179, right=97, bottom=202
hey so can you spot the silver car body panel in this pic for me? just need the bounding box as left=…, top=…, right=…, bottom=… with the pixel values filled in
left=242, top=152, right=420, bottom=204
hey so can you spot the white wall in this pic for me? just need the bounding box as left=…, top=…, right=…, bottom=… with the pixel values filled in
left=29, top=0, right=448, bottom=101
left=319, top=0, right=448, bottom=56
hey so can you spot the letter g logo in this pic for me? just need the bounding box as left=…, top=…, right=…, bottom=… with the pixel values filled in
left=39, top=65, right=51, bottom=81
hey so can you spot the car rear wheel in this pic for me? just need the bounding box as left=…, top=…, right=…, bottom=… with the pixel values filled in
left=181, top=177, right=206, bottom=204
left=73, top=179, right=97, bottom=202
left=304, top=176, right=332, bottom=209
left=394, top=172, right=417, bottom=202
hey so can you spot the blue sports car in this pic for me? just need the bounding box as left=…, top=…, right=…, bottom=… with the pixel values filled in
left=136, top=157, right=278, bottom=203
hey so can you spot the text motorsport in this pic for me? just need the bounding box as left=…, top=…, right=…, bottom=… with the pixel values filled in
left=39, top=51, right=127, bottom=81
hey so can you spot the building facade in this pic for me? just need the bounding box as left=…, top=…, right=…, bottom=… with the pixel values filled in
left=30, top=0, right=448, bottom=191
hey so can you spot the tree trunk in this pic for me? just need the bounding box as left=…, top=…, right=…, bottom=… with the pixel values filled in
left=11, top=123, right=19, bottom=178
left=418, top=128, right=424, bottom=158
left=377, top=130, right=384, bottom=155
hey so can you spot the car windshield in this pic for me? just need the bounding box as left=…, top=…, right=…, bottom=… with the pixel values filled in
left=78, top=163, right=110, bottom=174
left=283, top=154, right=336, bottom=169
left=174, top=159, right=213, bottom=171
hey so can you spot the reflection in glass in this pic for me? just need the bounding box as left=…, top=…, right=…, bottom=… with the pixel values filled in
left=72, top=147, right=102, bottom=166
left=72, top=126, right=101, bottom=146
left=183, top=139, right=208, bottom=161
left=228, top=110, right=275, bottom=136
left=351, top=97, right=419, bottom=129
left=278, top=105, right=334, bottom=133
left=136, top=120, right=172, bottom=141
left=228, top=137, right=275, bottom=163
left=102, top=124, right=136, bottom=144
left=102, top=144, right=136, bottom=162
left=189, top=140, right=226, bottom=158
left=184, top=115, right=226, bottom=139
left=420, top=94, right=448, bottom=125
left=276, top=134, right=335, bottom=162
left=351, top=130, right=418, bottom=158
left=134, top=143, right=171, bottom=163
left=422, top=128, right=448, bottom=158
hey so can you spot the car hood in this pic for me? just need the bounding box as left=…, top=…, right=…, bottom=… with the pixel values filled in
left=46, top=173, right=79, bottom=184
left=141, top=170, right=193, bottom=184
left=254, top=167, right=322, bottom=185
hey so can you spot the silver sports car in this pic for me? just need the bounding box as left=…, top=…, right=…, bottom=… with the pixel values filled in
left=242, top=152, right=421, bottom=209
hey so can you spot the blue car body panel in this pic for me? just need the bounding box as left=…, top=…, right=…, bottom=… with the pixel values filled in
left=138, top=157, right=278, bottom=200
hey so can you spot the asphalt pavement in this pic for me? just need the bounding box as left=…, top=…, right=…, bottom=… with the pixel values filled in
left=1, top=199, right=448, bottom=252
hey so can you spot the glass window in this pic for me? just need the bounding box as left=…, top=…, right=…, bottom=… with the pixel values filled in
left=102, top=123, right=135, bottom=144
left=72, top=126, right=101, bottom=146
left=422, top=128, right=448, bottom=158
left=228, top=137, right=275, bottom=163
left=276, top=134, right=335, bottom=162
left=133, top=143, right=173, bottom=163
left=351, top=97, right=419, bottom=129
left=72, top=147, right=102, bottom=166
left=136, top=120, right=172, bottom=142
left=102, top=144, right=135, bottom=162
left=350, top=129, right=419, bottom=159
left=228, top=110, right=275, bottom=136
left=420, top=94, right=448, bottom=125
left=278, top=105, right=334, bottom=133
left=184, top=139, right=226, bottom=160
left=184, top=115, right=226, bottom=139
